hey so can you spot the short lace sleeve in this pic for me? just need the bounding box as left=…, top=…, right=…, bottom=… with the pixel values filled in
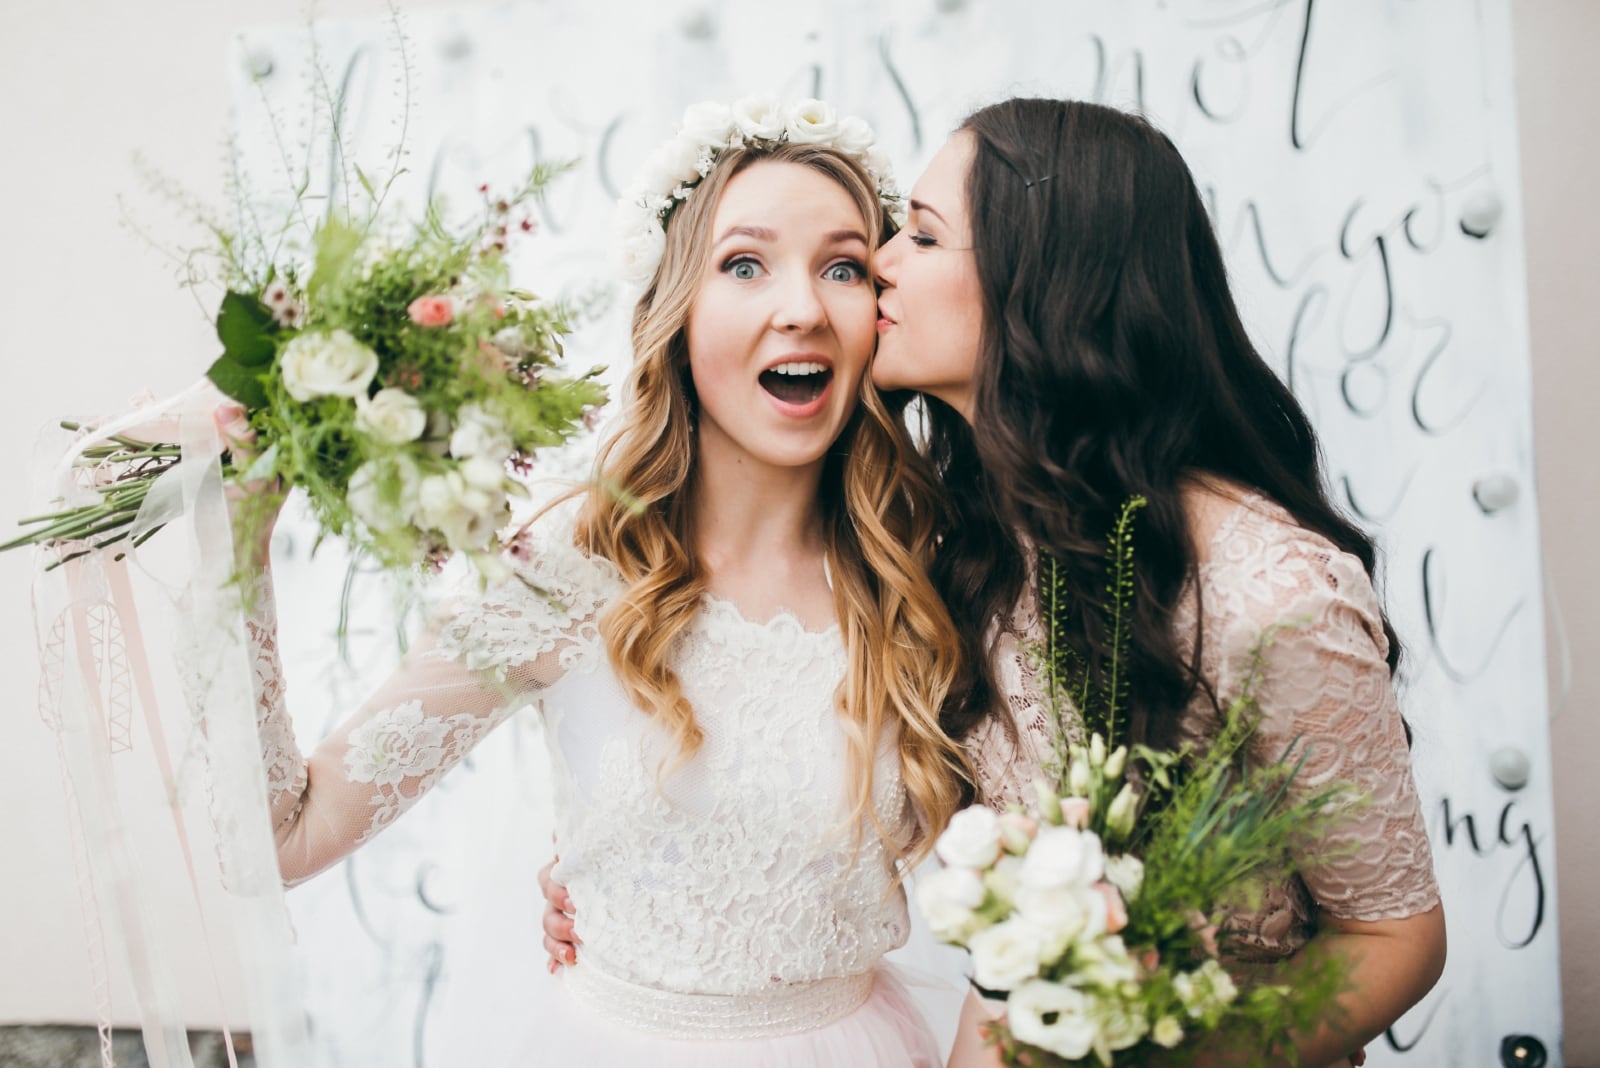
left=248, top=501, right=617, bottom=886
left=1181, top=501, right=1440, bottom=924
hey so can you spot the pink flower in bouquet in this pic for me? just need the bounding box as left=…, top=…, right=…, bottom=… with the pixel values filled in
left=1187, top=909, right=1220, bottom=958
left=212, top=400, right=256, bottom=453
left=1096, top=882, right=1129, bottom=934
left=408, top=295, right=455, bottom=327
left=1059, top=797, right=1091, bottom=830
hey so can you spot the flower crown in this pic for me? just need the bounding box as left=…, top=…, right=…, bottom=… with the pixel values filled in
left=614, top=97, right=903, bottom=287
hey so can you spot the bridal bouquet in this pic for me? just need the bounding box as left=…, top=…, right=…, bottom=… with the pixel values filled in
left=5, top=173, right=606, bottom=580
left=918, top=501, right=1351, bottom=1065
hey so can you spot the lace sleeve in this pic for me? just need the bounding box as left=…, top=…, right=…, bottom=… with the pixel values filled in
left=1188, top=514, right=1441, bottom=923
left=243, top=508, right=614, bottom=886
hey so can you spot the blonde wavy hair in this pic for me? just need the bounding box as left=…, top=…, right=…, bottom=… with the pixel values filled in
left=574, top=141, right=969, bottom=862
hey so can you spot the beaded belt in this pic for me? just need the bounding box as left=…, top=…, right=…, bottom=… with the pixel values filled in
left=563, top=964, right=876, bottom=1040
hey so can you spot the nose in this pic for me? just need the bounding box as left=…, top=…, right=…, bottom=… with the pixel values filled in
left=773, top=269, right=828, bottom=333
left=871, top=228, right=903, bottom=289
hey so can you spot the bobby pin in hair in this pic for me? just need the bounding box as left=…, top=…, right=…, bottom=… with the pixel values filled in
left=1023, top=175, right=1056, bottom=189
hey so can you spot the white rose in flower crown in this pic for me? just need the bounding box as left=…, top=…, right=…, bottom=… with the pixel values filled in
left=936, top=805, right=1004, bottom=869
left=967, top=917, right=1045, bottom=992
left=732, top=95, right=786, bottom=140
left=355, top=388, right=427, bottom=444
left=833, top=114, right=875, bottom=156
left=680, top=100, right=735, bottom=148
left=1020, top=825, right=1105, bottom=889
left=416, top=470, right=508, bottom=552
left=915, top=865, right=988, bottom=942
left=616, top=215, right=667, bottom=286
left=645, top=133, right=705, bottom=194
left=785, top=98, right=840, bottom=144
left=280, top=328, right=379, bottom=402
left=449, top=403, right=513, bottom=461
left=1008, top=980, right=1097, bottom=1061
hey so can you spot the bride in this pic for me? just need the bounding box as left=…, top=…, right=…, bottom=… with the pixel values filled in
left=236, top=100, right=964, bottom=1064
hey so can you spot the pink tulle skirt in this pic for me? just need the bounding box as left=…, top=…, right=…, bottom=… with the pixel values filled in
left=509, top=965, right=940, bottom=1067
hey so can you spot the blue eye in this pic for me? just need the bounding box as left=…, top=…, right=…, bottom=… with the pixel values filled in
left=723, top=256, right=764, bottom=280
left=825, top=261, right=865, bottom=283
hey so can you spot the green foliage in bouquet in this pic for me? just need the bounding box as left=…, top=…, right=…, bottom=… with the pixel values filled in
left=919, top=498, right=1363, bottom=1066
left=5, top=16, right=607, bottom=582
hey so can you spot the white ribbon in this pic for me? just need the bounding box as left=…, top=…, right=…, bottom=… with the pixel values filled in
left=31, top=381, right=315, bottom=1066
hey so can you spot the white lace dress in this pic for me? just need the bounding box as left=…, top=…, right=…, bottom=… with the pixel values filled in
left=248, top=500, right=939, bottom=1066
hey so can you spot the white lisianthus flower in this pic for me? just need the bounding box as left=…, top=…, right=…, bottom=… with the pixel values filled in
left=449, top=403, right=513, bottom=461
left=833, top=114, right=875, bottom=156
left=1103, top=854, right=1145, bottom=903
left=1151, top=1015, right=1185, bottom=1049
left=1077, top=935, right=1140, bottom=988
left=984, top=854, right=1025, bottom=908
left=967, top=918, right=1045, bottom=992
left=785, top=97, right=839, bottom=144
left=679, top=100, right=735, bottom=147
left=914, top=865, right=987, bottom=942
left=355, top=388, right=427, bottom=444
left=1014, top=883, right=1101, bottom=963
left=416, top=470, right=508, bottom=552
left=1008, top=980, right=1097, bottom=1061
left=1105, top=782, right=1142, bottom=839
left=1096, top=995, right=1149, bottom=1052
left=732, top=95, right=785, bottom=140
left=936, top=805, right=1004, bottom=869
left=1020, top=825, right=1105, bottom=889
left=280, top=328, right=379, bottom=402
left=347, top=456, right=420, bottom=532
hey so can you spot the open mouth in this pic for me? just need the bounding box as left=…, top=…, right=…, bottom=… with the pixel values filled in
left=759, top=362, right=834, bottom=406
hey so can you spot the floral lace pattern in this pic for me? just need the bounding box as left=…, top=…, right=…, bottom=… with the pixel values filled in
left=244, top=499, right=915, bottom=997
left=971, top=496, right=1440, bottom=961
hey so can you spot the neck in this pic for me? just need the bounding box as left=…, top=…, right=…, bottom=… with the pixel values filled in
left=690, top=432, right=829, bottom=571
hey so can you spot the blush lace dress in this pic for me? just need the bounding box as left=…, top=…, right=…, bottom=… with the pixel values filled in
left=246, top=499, right=939, bottom=1066
left=963, top=493, right=1441, bottom=961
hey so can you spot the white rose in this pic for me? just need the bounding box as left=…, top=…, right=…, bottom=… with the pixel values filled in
left=416, top=469, right=508, bottom=552
left=355, top=388, right=427, bottom=444
left=785, top=97, right=839, bottom=144
left=731, top=95, right=785, bottom=141
left=459, top=454, right=508, bottom=492
left=967, top=918, right=1045, bottom=992
left=1102, top=854, right=1145, bottom=903
left=644, top=132, right=704, bottom=193
left=1019, top=825, right=1105, bottom=889
left=864, top=145, right=896, bottom=183
left=347, top=456, right=420, bottom=533
left=615, top=213, right=667, bottom=285
left=914, top=865, right=987, bottom=943
left=449, top=403, right=513, bottom=461
left=680, top=100, right=735, bottom=148
left=1096, top=995, right=1149, bottom=1051
left=936, top=805, right=1003, bottom=869
left=280, top=329, right=379, bottom=402
left=1008, top=980, right=1097, bottom=1061
left=834, top=114, right=875, bottom=156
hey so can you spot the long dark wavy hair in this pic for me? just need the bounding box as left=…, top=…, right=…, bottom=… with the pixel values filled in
left=928, top=97, right=1401, bottom=754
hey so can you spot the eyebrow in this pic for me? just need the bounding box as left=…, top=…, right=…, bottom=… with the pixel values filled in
left=908, top=199, right=948, bottom=225
left=713, top=225, right=869, bottom=247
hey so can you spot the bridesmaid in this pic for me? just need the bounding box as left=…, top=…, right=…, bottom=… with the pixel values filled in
left=870, top=98, right=1445, bottom=1067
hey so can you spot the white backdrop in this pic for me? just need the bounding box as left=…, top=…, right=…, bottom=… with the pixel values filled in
left=55, top=0, right=1560, bottom=1065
